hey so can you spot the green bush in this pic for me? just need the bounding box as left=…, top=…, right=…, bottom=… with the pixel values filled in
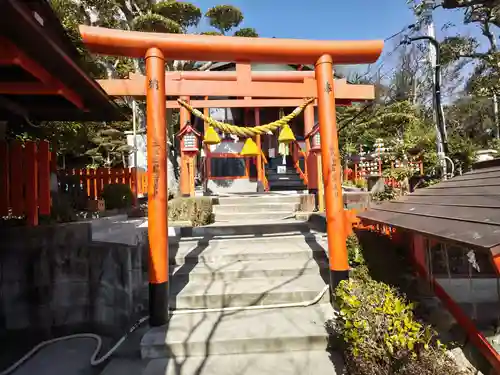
left=168, top=197, right=214, bottom=226
left=330, top=268, right=470, bottom=375
left=355, top=178, right=368, bottom=189
left=347, top=233, right=364, bottom=266
left=50, top=192, right=78, bottom=222
left=101, top=183, right=134, bottom=210
left=371, top=186, right=398, bottom=202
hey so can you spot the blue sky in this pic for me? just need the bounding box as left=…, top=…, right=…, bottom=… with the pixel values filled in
left=188, top=0, right=494, bottom=77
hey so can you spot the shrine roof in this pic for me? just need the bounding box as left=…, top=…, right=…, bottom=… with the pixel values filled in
left=0, top=0, right=124, bottom=121
left=358, top=159, right=500, bottom=251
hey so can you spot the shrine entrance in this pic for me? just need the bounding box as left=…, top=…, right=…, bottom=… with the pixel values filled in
left=98, top=66, right=376, bottom=195
left=79, top=25, right=383, bottom=326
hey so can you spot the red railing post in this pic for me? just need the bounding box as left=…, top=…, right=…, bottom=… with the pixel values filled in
left=0, top=142, right=9, bottom=217
left=10, top=141, right=24, bottom=217
left=24, top=141, right=38, bottom=226
left=38, top=140, right=51, bottom=216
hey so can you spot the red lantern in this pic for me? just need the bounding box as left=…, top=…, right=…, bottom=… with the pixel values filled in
left=305, top=126, right=321, bottom=153
left=176, top=122, right=201, bottom=154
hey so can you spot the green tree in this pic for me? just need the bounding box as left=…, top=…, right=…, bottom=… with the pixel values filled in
left=233, top=27, right=259, bottom=37
left=412, top=0, right=500, bottom=137
left=44, top=0, right=258, bottom=180
left=86, top=128, right=133, bottom=167
left=205, top=5, right=243, bottom=35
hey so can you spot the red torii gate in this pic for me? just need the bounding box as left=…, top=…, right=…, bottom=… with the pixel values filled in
left=98, top=67, right=376, bottom=195
left=79, top=25, right=384, bottom=326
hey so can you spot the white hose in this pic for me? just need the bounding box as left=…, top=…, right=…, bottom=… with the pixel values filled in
left=170, top=284, right=330, bottom=315
left=0, top=286, right=329, bottom=375
left=0, top=316, right=149, bottom=375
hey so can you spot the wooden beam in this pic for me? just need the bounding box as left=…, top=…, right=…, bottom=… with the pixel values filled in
left=129, top=70, right=315, bottom=82
left=98, top=78, right=375, bottom=101
left=0, top=83, right=60, bottom=95
left=16, top=57, right=85, bottom=110
left=0, top=37, right=85, bottom=110
left=165, top=98, right=357, bottom=108
left=0, top=36, right=19, bottom=65
left=0, top=58, right=16, bottom=65
left=80, top=25, right=384, bottom=64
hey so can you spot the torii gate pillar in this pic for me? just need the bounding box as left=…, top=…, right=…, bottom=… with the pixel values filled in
left=145, top=48, right=169, bottom=326
left=315, top=55, right=349, bottom=293
left=78, top=25, right=383, bottom=326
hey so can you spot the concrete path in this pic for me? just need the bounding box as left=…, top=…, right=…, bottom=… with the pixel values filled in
left=3, top=194, right=340, bottom=375
left=10, top=338, right=98, bottom=375
left=137, top=194, right=343, bottom=375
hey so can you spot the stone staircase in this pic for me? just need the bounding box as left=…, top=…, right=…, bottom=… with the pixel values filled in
left=135, top=212, right=343, bottom=375
left=265, top=156, right=307, bottom=192
left=212, top=194, right=303, bottom=222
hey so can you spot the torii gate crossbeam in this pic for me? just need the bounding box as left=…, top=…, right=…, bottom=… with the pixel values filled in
left=80, top=25, right=383, bottom=327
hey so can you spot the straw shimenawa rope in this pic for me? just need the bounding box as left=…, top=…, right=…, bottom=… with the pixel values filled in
left=177, top=97, right=315, bottom=137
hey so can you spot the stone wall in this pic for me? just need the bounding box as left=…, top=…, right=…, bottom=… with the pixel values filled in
left=0, top=222, right=148, bottom=336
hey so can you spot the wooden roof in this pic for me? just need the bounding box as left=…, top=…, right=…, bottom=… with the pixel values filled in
left=358, top=159, right=500, bottom=251
left=0, top=0, right=124, bottom=121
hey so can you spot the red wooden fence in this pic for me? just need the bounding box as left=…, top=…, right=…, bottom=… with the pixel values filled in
left=0, top=140, right=51, bottom=226
left=58, top=167, right=148, bottom=200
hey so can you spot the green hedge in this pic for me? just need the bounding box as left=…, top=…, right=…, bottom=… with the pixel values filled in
left=332, top=267, right=470, bottom=374
left=168, top=197, right=214, bottom=226
left=330, top=231, right=471, bottom=375
left=101, top=183, right=134, bottom=210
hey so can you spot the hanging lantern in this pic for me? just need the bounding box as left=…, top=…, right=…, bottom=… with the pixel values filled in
left=305, top=126, right=321, bottom=153
left=278, top=124, right=296, bottom=144
left=176, top=122, right=201, bottom=154
left=203, top=125, right=221, bottom=145
left=240, top=138, right=259, bottom=157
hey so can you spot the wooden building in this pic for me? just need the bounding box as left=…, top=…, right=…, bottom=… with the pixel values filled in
left=191, top=63, right=317, bottom=194
left=0, top=0, right=124, bottom=123
left=358, top=159, right=500, bottom=371
left=0, top=0, right=125, bottom=225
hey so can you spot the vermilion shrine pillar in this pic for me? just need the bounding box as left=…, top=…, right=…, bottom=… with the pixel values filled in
left=315, top=55, right=349, bottom=293
left=179, top=95, right=191, bottom=197
left=304, top=97, right=317, bottom=191
left=145, top=48, right=169, bottom=326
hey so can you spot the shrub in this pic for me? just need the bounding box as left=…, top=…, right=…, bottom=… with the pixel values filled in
left=330, top=271, right=470, bottom=375
left=50, top=192, right=78, bottom=222
left=59, top=175, right=88, bottom=210
left=354, top=178, right=367, bottom=189
left=168, top=197, right=214, bottom=226
left=371, top=186, right=398, bottom=202
left=101, top=183, right=134, bottom=210
left=347, top=233, right=364, bottom=266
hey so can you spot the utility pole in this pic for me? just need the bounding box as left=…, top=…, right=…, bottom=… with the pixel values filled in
left=417, top=0, right=448, bottom=178
left=491, top=35, right=499, bottom=139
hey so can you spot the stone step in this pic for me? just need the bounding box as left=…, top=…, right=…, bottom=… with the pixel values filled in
left=214, top=211, right=295, bottom=222
left=169, top=273, right=329, bottom=309
left=212, top=202, right=298, bottom=213
left=141, top=304, right=335, bottom=359
left=217, top=194, right=304, bottom=205
left=266, top=172, right=303, bottom=181
left=172, top=257, right=329, bottom=282
left=142, top=350, right=344, bottom=374
left=169, top=234, right=328, bottom=265
left=174, top=220, right=312, bottom=239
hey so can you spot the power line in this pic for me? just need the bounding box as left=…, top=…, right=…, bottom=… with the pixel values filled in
left=384, top=24, right=415, bottom=42
left=338, top=103, right=374, bottom=133
left=360, top=24, right=417, bottom=83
